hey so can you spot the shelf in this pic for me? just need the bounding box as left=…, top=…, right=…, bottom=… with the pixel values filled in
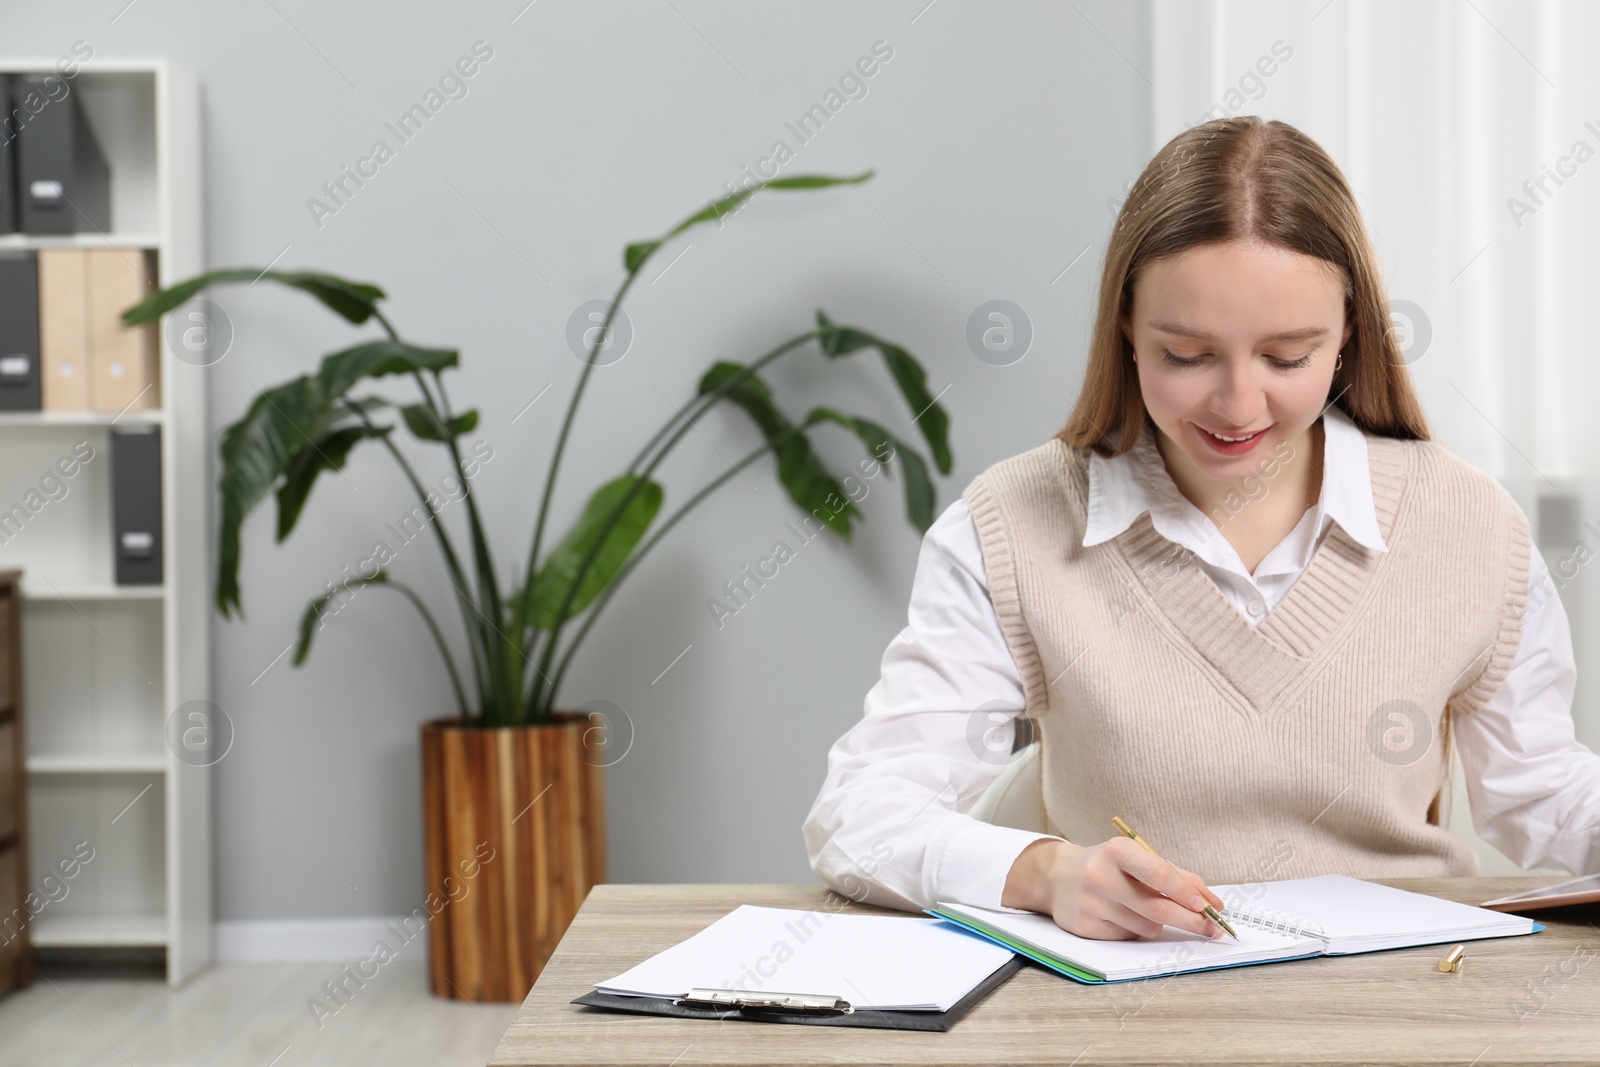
left=1, top=53, right=208, bottom=986
left=31, top=913, right=168, bottom=948
left=27, top=750, right=166, bottom=774
left=0, top=233, right=162, bottom=251
left=21, top=583, right=166, bottom=601
left=0, top=58, right=169, bottom=75
left=0, top=410, right=164, bottom=428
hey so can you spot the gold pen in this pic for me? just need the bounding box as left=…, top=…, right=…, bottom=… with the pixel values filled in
left=1111, top=815, right=1239, bottom=940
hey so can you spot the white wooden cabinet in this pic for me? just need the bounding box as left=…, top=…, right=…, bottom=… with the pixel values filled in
left=0, top=57, right=210, bottom=986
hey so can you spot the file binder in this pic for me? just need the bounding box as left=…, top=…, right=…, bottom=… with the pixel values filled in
left=0, top=251, right=41, bottom=411
left=38, top=248, right=90, bottom=409
left=14, top=71, right=109, bottom=235
left=37, top=248, right=159, bottom=412
left=0, top=75, right=16, bottom=234
left=85, top=249, right=158, bottom=411
left=110, top=426, right=162, bottom=584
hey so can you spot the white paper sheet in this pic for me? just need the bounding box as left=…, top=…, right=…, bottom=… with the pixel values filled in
left=597, top=904, right=1016, bottom=1011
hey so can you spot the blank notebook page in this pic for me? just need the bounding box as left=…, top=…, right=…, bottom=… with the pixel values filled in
left=596, top=904, right=1016, bottom=1011
left=935, top=903, right=1323, bottom=981
left=1208, top=874, right=1536, bottom=953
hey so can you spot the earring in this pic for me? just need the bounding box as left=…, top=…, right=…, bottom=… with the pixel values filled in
left=1334, top=351, right=1343, bottom=371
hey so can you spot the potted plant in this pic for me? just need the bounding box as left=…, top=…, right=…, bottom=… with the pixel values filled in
left=123, top=171, right=953, bottom=1001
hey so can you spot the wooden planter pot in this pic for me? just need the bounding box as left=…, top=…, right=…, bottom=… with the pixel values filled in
left=421, top=713, right=606, bottom=1001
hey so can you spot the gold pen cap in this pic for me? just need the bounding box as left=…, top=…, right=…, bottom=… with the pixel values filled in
left=1439, top=944, right=1466, bottom=972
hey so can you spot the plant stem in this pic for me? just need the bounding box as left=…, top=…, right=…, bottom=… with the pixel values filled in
left=517, top=270, right=643, bottom=666
left=626, top=331, right=820, bottom=479
left=380, top=578, right=472, bottom=717
left=544, top=422, right=813, bottom=702
left=344, top=401, right=490, bottom=715
left=373, top=308, right=508, bottom=723
left=429, top=369, right=517, bottom=720
left=527, top=328, right=821, bottom=716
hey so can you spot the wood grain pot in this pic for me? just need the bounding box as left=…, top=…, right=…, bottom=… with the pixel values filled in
left=421, top=714, right=606, bottom=1001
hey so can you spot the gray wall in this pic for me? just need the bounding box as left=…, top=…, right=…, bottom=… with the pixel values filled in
left=6, top=1, right=1152, bottom=922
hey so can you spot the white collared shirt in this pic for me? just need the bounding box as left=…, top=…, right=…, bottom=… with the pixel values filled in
left=1086, top=405, right=1388, bottom=619
left=803, top=408, right=1600, bottom=913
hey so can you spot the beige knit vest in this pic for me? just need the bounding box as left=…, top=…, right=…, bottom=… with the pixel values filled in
left=962, top=428, right=1531, bottom=883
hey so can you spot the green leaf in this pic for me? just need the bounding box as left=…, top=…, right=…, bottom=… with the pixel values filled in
left=275, top=424, right=389, bottom=541
left=400, top=404, right=478, bottom=442
left=295, top=571, right=389, bottom=665
left=624, top=170, right=874, bottom=272
left=812, top=317, right=880, bottom=356
left=315, top=340, right=458, bottom=400
left=623, top=242, right=661, bottom=274
left=215, top=343, right=455, bottom=619
left=121, top=268, right=386, bottom=326
left=531, top=475, right=665, bottom=629
left=879, top=345, right=951, bottom=474
left=807, top=408, right=937, bottom=533
left=814, top=311, right=953, bottom=475
left=697, top=361, right=858, bottom=538
left=217, top=378, right=336, bottom=616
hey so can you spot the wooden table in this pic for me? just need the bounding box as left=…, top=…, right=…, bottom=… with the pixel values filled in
left=489, top=879, right=1600, bottom=1066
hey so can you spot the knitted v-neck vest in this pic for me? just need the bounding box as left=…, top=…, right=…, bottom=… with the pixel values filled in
left=961, top=428, right=1531, bottom=883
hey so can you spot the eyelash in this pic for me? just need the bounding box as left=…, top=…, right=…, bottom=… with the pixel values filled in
left=1160, top=350, right=1314, bottom=370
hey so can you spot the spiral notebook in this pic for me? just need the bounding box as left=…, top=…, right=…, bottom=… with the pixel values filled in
left=928, top=873, right=1543, bottom=984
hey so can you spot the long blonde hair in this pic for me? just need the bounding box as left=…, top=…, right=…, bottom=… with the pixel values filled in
left=1059, top=115, right=1431, bottom=456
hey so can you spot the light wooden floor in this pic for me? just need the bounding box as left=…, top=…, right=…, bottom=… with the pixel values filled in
left=0, top=960, right=521, bottom=1067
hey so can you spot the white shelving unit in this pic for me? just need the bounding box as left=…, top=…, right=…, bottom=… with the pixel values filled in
left=0, top=57, right=209, bottom=986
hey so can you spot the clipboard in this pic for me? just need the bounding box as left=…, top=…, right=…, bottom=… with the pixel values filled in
left=1480, top=872, right=1600, bottom=912
left=570, top=954, right=1024, bottom=1032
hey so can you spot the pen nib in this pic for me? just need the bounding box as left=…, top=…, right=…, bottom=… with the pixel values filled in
left=1204, top=905, right=1239, bottom=940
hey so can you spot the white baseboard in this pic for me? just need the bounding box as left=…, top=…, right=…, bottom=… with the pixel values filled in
left=214, top=917, right=430, bottom=962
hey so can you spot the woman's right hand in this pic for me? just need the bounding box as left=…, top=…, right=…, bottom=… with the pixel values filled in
left=1000, top=836, right=1227, bottom=940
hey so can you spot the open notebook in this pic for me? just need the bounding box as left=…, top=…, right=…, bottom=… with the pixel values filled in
left=928, top=874, right=1543, bottom=984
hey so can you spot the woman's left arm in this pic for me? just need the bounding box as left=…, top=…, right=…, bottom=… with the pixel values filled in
left=1454, top=548, right=1600, bottom=875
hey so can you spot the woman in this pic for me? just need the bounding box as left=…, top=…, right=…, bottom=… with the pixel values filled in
left=803, top=116, right=1600, bottom=942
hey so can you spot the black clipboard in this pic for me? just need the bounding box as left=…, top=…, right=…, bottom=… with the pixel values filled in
left=570, top=954, right=1023, bottom=1032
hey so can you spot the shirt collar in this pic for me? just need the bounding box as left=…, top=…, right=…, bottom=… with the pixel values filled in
left=1082, top=404, right=1389, bottom=554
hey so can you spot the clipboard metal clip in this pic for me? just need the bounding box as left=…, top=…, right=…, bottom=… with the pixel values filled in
left=675, top=987, right=855, bottom=1015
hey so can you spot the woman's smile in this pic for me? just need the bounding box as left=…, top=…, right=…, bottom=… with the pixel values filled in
left=1193, top=420, right=1273, bottom=456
